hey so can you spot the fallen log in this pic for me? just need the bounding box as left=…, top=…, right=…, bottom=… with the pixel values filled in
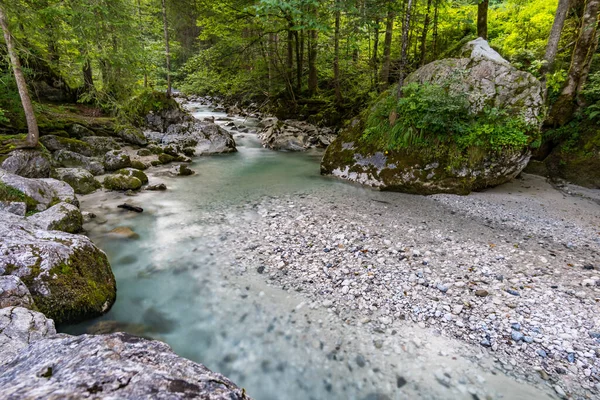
left=117, top=203, right=143, bottom=213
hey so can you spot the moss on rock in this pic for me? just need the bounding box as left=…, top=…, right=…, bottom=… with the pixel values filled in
left=103, top=174, right=142, bottom=191
left=116, top=168, right=149, bottom=184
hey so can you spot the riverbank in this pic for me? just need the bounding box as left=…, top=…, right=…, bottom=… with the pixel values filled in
left=71, top=98, right=599, bottom=399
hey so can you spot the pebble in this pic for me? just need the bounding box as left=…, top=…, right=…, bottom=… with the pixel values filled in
left=474, top=290, right=489, bottom=297
left=511, top=331, right=524, bottom=342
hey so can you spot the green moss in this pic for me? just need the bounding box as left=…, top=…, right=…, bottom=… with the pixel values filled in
left=0, top=182, right=39, bottom=211
left=118, top=90, right=181, bottom=127
left=158, top=153, right=175, bottom=164
left=103, top=175, right=142, bottom=191
left=116, top=168, right=148, bottom=184
left=130, top=160, right=148, bottom=170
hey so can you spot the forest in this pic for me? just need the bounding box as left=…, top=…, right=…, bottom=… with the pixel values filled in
left=0, top=0, right=598, bottom=187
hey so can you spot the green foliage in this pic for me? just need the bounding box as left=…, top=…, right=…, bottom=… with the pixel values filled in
left=362, top=83, right=536, bottom=156
left=117, top=90, right=179, bottom=127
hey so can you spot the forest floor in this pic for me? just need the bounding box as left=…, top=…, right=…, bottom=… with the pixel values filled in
left=223, top=172, right=600, bottom=399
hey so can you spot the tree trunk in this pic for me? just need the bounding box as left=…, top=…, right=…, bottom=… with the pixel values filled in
left=549, top=0, right=600, bottom=125
left=380, top=8, right=394, bottom=89
left=432, top=0, right=439, bottom=58
left=420, top=0, right=433, bottom=66
left=0, top=6, right=39, bottom=147
left=287, top=24, right=294, bottom=84
left=477, top=0, right=489, bottom=40
left=308, top=24, right=318, bottom=96
left=396, top=0, right=414, bottom=99
left=161, top=0, right=172, bottom=97
left=83, top=57, right=95, bottom=93
left=295, top=30, right=302, bottom=92
left=542, top=0, right=570, bottom=76
left=372, top=18, right=380, bottom=90
left=334, top=3, right=342, bottom=103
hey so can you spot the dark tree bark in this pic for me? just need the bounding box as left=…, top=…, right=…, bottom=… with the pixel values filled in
left=333, top=3, right=342, bottom=103
left=295, top=30, right=303, bottom=92
left=396, top=0, right=414, bottom=99
left=549, top=0, right=600, bottom=125
left=0, top=6, right=39, bottom=147
left=83, top=57, right=95, bottom=93
left=161, top=0, right=172, bottom=97
left=477, top=0, right=489, bottom=40
left=542, top=0, right=570, bottom=76
left=380, top=7, right=394, bottom=89
left=420, top=0, right=433, bottom=66
left=432, top=0, right=439, bottom=58
left=308, top=24, right=318, bottom=96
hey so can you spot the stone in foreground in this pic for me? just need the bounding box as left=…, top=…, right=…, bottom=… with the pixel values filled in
left=0, top=212, right=116, bottom=324
left=0, top=276, right=35, bottom=309
left=0, top=307, right=56, bottom=366
left=27, top=202, right=83, bottom=233
left=0, top=332, right=250, bottom=400
left=321, top=39, right=543, bottom=195
left=51, top=167, right=101, bottom=195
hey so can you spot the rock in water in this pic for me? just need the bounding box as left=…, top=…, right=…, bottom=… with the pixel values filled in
left=0, top=211, right=116, bottom=324
left=51, top=168, right=101, bottom=195
left=0, top=307, right=56, bottom=366
left=0, top=332, right=249, bottom=399
left=321, top=39, right=543, bottom=195
left=0, top=276, right=35, bottom=309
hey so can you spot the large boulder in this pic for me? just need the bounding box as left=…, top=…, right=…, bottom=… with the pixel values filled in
left=40, top=135, right=93, bottom=157
left=321, top=39, right=543, bottom=194
left=115, top=127, right=148, bottom=146
left=115, top=168, right=149, bottom=184
left=258, top=118, right=334, bottom=151
left=0, top=307, right=55, bottom=366
left=53, top=149, right=105, bottom=176
left=81, top=136, right=121, bottom=156
left=145, top=121, right=236, bottom=155
left=0, top=276, right=35, bottom=309
left=0, top=212, right=116, bottom=324
left=104, top=150, right=132, bottom=171
left=27, top=202, right=83, bottom=233
left=51, top=168, right=101, bottom=195
left=0, top=170, right=76, bottom=212
left=0, top=332, right=249, bottom=399
left=0, top=149, right=51, bottom=178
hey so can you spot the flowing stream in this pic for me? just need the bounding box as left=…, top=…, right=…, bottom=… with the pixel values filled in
left=61, top=104, right=551, bottom=400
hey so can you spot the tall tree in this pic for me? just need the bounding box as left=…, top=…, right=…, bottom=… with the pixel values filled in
left=380, top=6, right=395, bottom=89
left=542, top=0, right=571, bottom=76
left=161, top=0, right=172, bottom=97
left=477, top=0, right=489, bottom=40
left=550, top=0, right=600, bottom=125
left=333, top=0, right=342, bottom=103
left=0, top=5, right=39, bottom=147
left=420, top=0, right=433, bottom=65
left=396, top=0, right=415, bottom=99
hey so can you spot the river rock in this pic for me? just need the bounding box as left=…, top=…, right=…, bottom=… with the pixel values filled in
left=0, top=201, right=26, bottom=216
left=0, top=149, right=51, bottom=178
left=51, top=168, right=101, bottom=194
left=0, top=276, right=35, bottom=309
left=0, top=211, right=116, bottom=324
left=0, top=332, right=249, bottom=399
left=0, top=170, right=75, bottom=212
left=146, top=121, right=236, bottom=155
left=104, top=150, right=132, bottom=171
left=115, top=168, right=149, bottom=184
left=171, top=164, right=195, bottom=176
left=27, top=202, right=83, bottom=233
left=68, top=123, right=96, bottom=139
left=0, top=307, right=56, bottom=367
left=103, top=174, right=143, bottom=191
left=53, top=149, right=105, bottom=176
left=82, top=136, right=121, bottom=156
left=258, top=118, right=334, bottom=151
left=40, top=135, right=93, bottom=157
left=321, top=39, right=543, bottom=194
left=115, top=127, right=148, bottom=146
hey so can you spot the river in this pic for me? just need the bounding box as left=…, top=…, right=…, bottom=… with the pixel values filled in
left=61, top=103, right=552, bottom=400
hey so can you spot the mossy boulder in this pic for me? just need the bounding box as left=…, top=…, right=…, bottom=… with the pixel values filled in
left=0, top=149, right=51, bottom=179
left=81, top=136, right=121, bottom=156
left=68, top=124, right=96, bottom=139
left=103, top=150, right=131, bottom=171
left=115, top=168, right=149, bottom=184
left=40, top=135, right=93, bottom=157
left=0, top=170, right=70, bottom=212
left=170, top=164, right=195, bottom=176
left=321, top=39, right=543, bottom=195
left=130, top=160, right=149, bottom=170
left=115, top=127, right=148, bottom=146
left=158, top=153, right=175, bottom=164
left=53, top=149, right=105, bottom=176
left=103, top=174, right=142, bottom=191
left=51, top=168, right=101, bottom=195
left=0, top=211, right=116, bottom=324
left=27, top=202, right=83, bottom=233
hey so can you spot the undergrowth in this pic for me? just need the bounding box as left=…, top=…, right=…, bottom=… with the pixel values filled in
left=361, top=83, right=538, bottom=156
